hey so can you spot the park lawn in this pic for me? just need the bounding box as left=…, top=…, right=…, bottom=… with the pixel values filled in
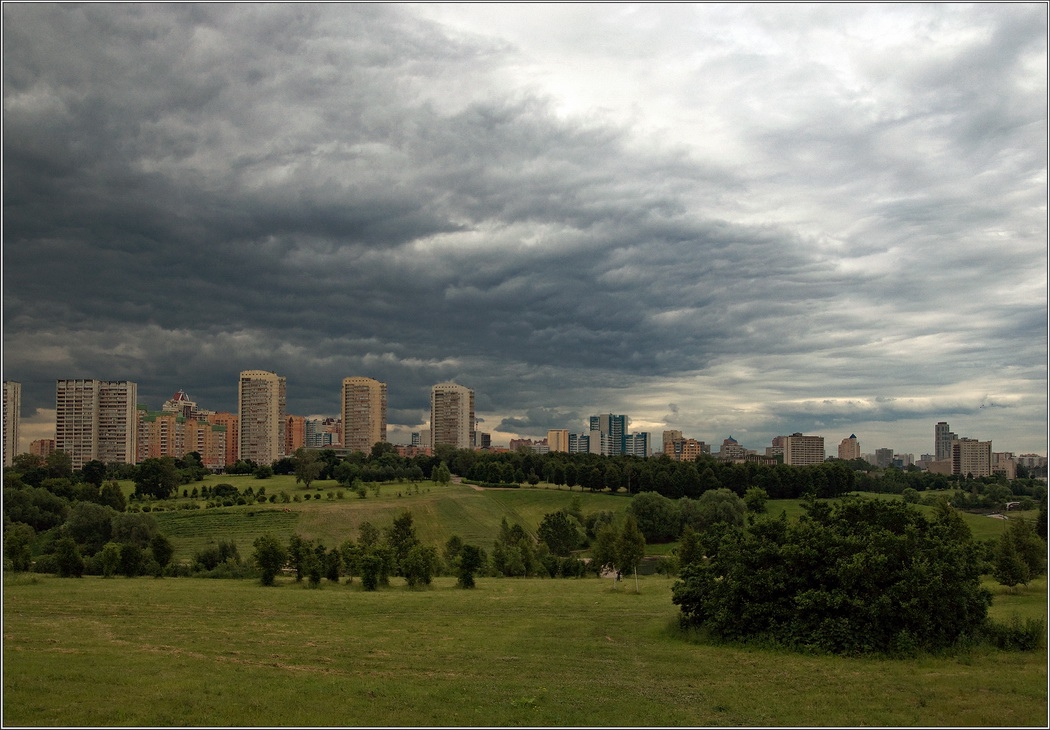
left=3, top=573, right=1046, bottom=727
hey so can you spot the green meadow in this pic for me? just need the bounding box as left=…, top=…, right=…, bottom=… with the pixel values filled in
left=4, top=479, right=1046, bottom=726
left=3, top=572, right=1046, bottom=727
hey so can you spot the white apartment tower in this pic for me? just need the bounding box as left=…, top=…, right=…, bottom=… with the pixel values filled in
left=3, top=381, right=21, bottom=467
left=238, top=370, right=287, bottom=465
left=341, top=377, right=388, bottom=454
left=430, top=382, right=474, bottom=450
left=55, top=379, right=138, bottom=468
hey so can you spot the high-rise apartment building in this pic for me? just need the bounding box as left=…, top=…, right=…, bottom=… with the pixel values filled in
left=341, top=377, right=387, bottom=454
left=782, top=433, right=825, bottom=466
left=55, top=379, right=138, bottom=468
left=285, top=415, right=306, bottom=455
left=589, top=414, right=626, bottom=455
left=838, top=434, right=860, bottom=460
left=662, top=430, right=683, bottom=456
left=668, top=437, right=708, bottom=462
left=3, top=381, right=21, bottom=467
left=207, top=412, right=239, bottom=466
left=624, top=432, right=650, bottom=457
left=935, top=421, right=956, bottom=462
left=237, top=370, right=286, bottom=465
left=952, top=438, right=992, bottom=478
left=547, top=429, right=570, bottom=453
left=431, top=382, right=474, bottom=449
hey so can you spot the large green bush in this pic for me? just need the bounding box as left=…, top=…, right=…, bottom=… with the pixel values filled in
left=672, top=497, right=991, bottom=655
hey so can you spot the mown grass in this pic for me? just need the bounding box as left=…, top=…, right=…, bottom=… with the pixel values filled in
left=3, top=573, right=1045, bottom=727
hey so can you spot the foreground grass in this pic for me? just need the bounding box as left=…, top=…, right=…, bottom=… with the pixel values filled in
left=3, top=574, right=1046, bottom=727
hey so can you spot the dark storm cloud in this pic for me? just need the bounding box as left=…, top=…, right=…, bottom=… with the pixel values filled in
left=2, top=3, right=1045, bottom=454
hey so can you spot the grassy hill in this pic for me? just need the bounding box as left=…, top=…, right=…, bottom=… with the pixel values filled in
left=140, top=475, right=1033, bottom=562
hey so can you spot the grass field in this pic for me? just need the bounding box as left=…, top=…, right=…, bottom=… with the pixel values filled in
left=144, top=477, right=1029, bottom=562
left=2, top=572, right=1046, bottom=727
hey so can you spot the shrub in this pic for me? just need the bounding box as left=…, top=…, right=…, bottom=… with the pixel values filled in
left=672, top=498, right=991, bottom=655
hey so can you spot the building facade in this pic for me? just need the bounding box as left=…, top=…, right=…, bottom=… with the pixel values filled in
left=207, top=412, right=239, bottom=467
left=3, top=381, right=21, bottom=467
left=589, top=414, right=626, bottom=455
left=29, top=439, right=56, bottom=458
left=341, top=377, right=388, bottom=454
left=837, top=434, right=860, bottom=460
left=546, top=429, right=570, bottom=453
left=952, top=438, right=992, bottom=478
left=237, top=370, right=286, bottom=466
left=430, top=382, right=474, bottom=450
left=285, top=415, right=306, bottom=455
left=935, top=421, right=956, bottom=462
left=55, top=379, right=138, bottom=468
left=782, top=433, right=825, bottom=466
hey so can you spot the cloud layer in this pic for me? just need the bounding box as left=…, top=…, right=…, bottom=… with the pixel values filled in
left=3, top=3, right=1046, bottom=456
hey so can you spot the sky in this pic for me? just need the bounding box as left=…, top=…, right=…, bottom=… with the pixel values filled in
left=2, top=2, right=1047, bottom=458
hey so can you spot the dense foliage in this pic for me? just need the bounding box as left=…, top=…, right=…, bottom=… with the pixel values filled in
left=672, top=497, right=994, bottom=655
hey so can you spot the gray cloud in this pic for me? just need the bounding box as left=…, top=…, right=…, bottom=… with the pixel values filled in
left=2, top=3, right=1045, bottom=456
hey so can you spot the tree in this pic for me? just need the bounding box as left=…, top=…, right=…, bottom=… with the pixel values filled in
left=994, top=518, right=1046, bottom=587
left=53, top=537, right=84, bottom=577
left=537, top=510, right=583, bottom=557
left=675, top=524, right=702, bottom=569
left=293, top=448, right=323, bottom=490
left=615, top=514, right=647, bottom=590
left=99, top=481, right=127, bottom=512
left=384, top=511, right=419, bottom=573
left=433, top=461, right=452, bottom=485
left=65, top=501, right=116, bottom=556
left=81, top=460, right=107, bottom=487
left=253, top=465, right=274, bottom=480
left=457, top=544, right=484, bottom=589
left=402, top=544, right=440, bottom=587
left=134, top=458, right=180, bottom=500
left=694, top=488, right=746, bottom=530
left=4, top=523, right=35, bottom=571
left=672, top=498, right=991, bottom=655
left=119, top=543, right=144, bottom=577
left=627, top=491, right=680, bottom=542
left=743, top=487, right=769, bottom=513
left=45, top=450, right=73, bottom=480
left=99, top=542, right=122, bottom=578
left=150, top=534, right=175, bottom=573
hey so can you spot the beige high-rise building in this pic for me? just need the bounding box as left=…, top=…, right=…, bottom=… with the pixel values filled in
left=341, top=377, right=387, bottom=454
left=208, top=412, right=239, bottom=467
left=547, top=429, right=570, bottom=453
left=3, top=381, right=21, bottom=467
left=783, top=432, right=825, bottom=466
left=238, top=370, right=286, bottom=465
left=662, top=430, right=683, bottom=456
left=952, top=438, right=992, bottom=478
left=838, top=434, right=860, bottom=460
left=431, top=382, right=474, bottom=450
left=55, top=379, right=138, bottom=468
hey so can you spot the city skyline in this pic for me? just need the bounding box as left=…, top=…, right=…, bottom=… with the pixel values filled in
left=2, top=374, right=1040, bottom=463
left=2, top=4, right=1046, bottom=459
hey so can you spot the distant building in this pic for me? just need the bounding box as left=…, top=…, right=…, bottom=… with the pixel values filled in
left=30, top=438, right=56, bottom=458
left=547, top=429, right=570, bottom=453
left=783, top=433, right=825, bottom=466
left=953, top=438, right=992, bottom=478
left=624, top=432, right=650, bottom=457
left=992, top=452, right=1017, bottom=480
left=340, top=377, right=387, bottom=455
left=284, top=415, right=306, bottom=455
left=55, top=379, right=138, bottom=468
left=838, top=434, right=860, bottom=460
left=719, top=436, right=749, bottom=460
left=568, top=432, right=590, bottom=454
left=161, top=389, right=212, bottom=420
left=207, top=412, right=239, bottom=467
left=667, top=437, right=708, bottom=462
left=875, top=448, right=894, bottom=469
left=3, top=381, right=20, bottom=467
left=935, top=421, right=956, bottom=462
left=662, top=430, right=684, bottom=456
left=237, top=370, right=286, bottom=465
left=305, top=420, right=334, bottom=448
left=589, top=414, right=627, bottom=455
left=431, top=382, right=474, bottom=449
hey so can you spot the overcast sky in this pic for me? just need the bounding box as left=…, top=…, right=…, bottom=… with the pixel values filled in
left=3, top=3, right=1047, bottom=458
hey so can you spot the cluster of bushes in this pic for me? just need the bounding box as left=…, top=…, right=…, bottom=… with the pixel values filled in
left=671, top=496, right=1046, bottom=656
